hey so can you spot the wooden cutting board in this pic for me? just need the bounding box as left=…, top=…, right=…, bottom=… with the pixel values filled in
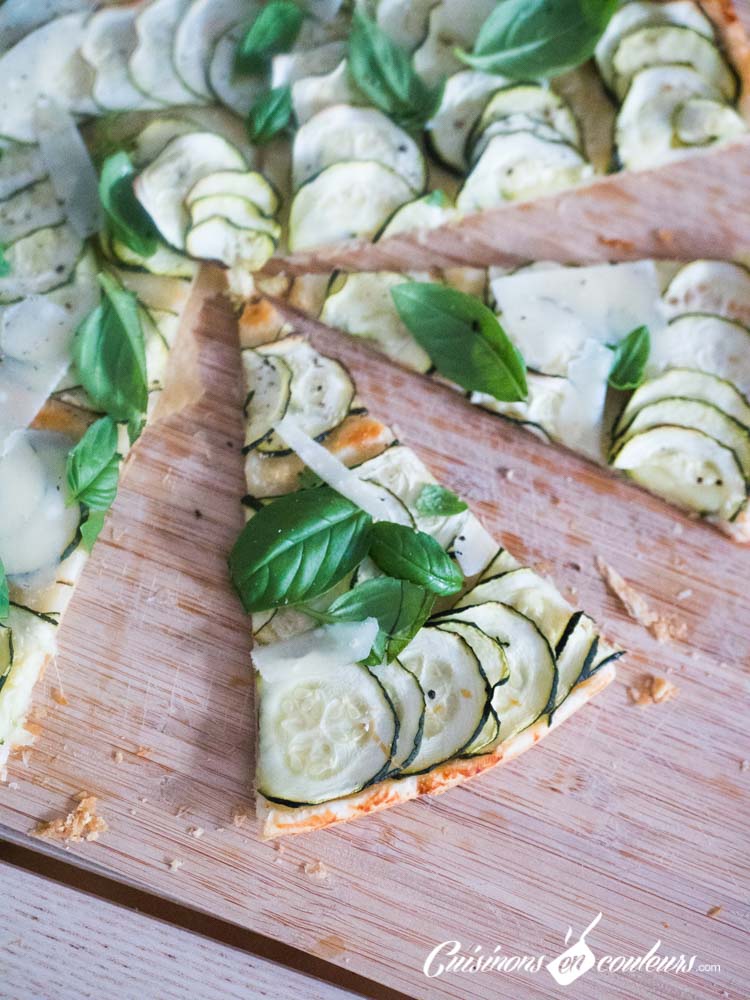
left=0, top=266, right=747, bottom=1000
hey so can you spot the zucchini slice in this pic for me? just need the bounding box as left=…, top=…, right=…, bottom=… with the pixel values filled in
left=461, top=708, right=500, bottom=756
left=189, top=194, right=281, bottom=240
left=0, top=223, right=83, bottom=304
left=107, top=236, right=198, bottom=280
left=134, top=132, right=247, bottom=249
left=258, top=658, right=396, bottom=805
left=288, top=160, right=414, bottom=252
left=375, top=0, right=434, bottom=52
left=611, top=424, right=747, bottom=520
left=664, top=261, right=750, bottom=325
left=413, top=0, right=497, bottom=87
left=290, top=60, right=363, bottom=125
left=457, top=133, right=592, bottom=214
left=398, top=628, right=490, bottom=775
left=128, top=117, right=199, bottom=167
left=0, top=13, right=96, bottom=144
left=208, top=22, right=267, bottom=116
left=433, top=601, right=557, bottom=742
left=595, top=0, right=715, bottom=90
left=173, top=0, right=254, bottom=101
left=271, top=41, right=346, bottom=88
left=321, top=272, right=433, bottom=374
left=0, top=144, right=47, bottom=201
left=615, top=64, right=719, bottom=170
left=186, top=170, right=280, bottom=218
left=470, top=116, right=579, bottom=167
left=427, top=70, right=510, bottom=173
left=612, top=398, right=750, bottom=475
left=554, top=612, right=599, bottom=708
left=647, top=313, right=750, bottom=398
left=0, top=430, right=81, bottom=577
left=615, top=369, right=750, bottom=432
left=472, top=84, right=581, bottom=160
left=379, top=192, right=458, bottom=240
left=253, top=337, right=355, bottom=454
left=81, top=6, right=159, bottom=112
left=0, top=178, right=66, bottom=245
left=672, top=97, right=747, bottom=147
left=435, top=619, right=509, bottom=688
left=129, top=0, right=200, bottom=106
left=292, top=105, right=426, bottom=193
left=241, top=351, right=293, bottom=451
left=368, top=660, right=426, bottom=774
left=185, top=217, right=275, bottom=269
left=612, top=25, right=737, bottom=102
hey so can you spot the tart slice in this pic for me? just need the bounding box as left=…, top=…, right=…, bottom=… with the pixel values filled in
left=232, top=312, right=620, bottom=838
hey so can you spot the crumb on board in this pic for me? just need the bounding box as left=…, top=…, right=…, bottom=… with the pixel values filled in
left=168, top=858, right=184, bottom=872
left=595, top=556, right=687, bottom=642
left=188, top=826, right=204, bottom=839
left=628, top=675, right=679, bottom=707
left=135, top=746, right=151, bottom=758
left=33, top=794, right=108, bottom=843
left=741, top=760, right=750, bottom=773
left=302, top=860, right=329, bottom=881
left=706, top=905, right=722, bottom=918
left=112, top=750, right=124, bottom=765
left=232, top=807, right=249, bottom=828
left=175, top=805, right=189, bottom=818
left=51, top=688, right=69, bottom=707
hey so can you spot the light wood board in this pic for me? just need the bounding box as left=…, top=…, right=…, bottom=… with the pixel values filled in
left=0, top=268, right=748, bottom=1000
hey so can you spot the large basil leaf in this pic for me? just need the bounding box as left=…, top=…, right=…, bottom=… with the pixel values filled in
left=391, top=282, right=528, bottom=402
left=348, top=11, right=444, bottom=131
left=320, top=577, right=435, bottom=665
left=80, top=510, right=107, bottom=553
left=459, top=0, right=618, bottom=79
left=608, top=325, right=650, bottom=391
left=368, top=522, right=463, bottom=596
left=229, top=486, right=372, bottom=613
left=247, top=85, right=293, bottom=145
left=99, top=151, right=160, bottom=258
left=0, top=558, right=8, bottom=620
left=235, top=1, right=304, bottom=75
left=73, top=273, right=148, bottom=438
left=415, top=484, right=467, bottom=517
left=66, top=416, right=121, bottom=511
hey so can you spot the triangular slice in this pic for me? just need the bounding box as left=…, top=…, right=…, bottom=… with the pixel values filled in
left=233, top=310, right=621, bottom=838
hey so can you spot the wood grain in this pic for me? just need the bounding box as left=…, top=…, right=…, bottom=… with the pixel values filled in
left=0, top=862, right=352, bottom=1000
left=0, top=270, right=748, bottom=1000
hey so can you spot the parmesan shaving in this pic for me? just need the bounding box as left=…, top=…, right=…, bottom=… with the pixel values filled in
left=253, top=620, right=379, bottom=682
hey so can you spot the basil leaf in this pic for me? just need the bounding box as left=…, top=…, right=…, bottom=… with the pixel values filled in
left=322, top=577, right=435, bottom=665
left=415, top=483, right=468, bottom=517
left=0, top=558, right=9, bottom=620
left=73, top=273, right=148, bottom=436
left=235, top=1, right=304, bottom=76
left=391, top=282, right=528, bottom=402
left=247, top=85, right=293, bottom=145
left=80, top=510, right=107, bottom=553
left=368, top=522, right=463, bottom=596
left=0, top=243, right=9, bottom=277
left=458, top=0, right=618, bottom=79
left=99, top=151, right=160, bottom=259
left=608, top=325, right=650, bottom=391
left=229, top=486, right=372, bottom=613
left=348, top=11, right=444, bottom=131
left=66, top=416, right=121, bottom=511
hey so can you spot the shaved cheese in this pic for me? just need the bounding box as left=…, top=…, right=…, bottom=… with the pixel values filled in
left=253, top=619, right=379, bottom=681
left=451, top=516, right=497, bottom=577
left=34, top=99, right=102, bottom=239
left=556, top=339, right=612, bottom=462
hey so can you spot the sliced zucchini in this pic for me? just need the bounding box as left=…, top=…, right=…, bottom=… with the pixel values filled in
left=292, top=105, right=426, bottom=193
left=208, top=22, right=266, bottom=116
left=672, top=97, right=747, bottom=147
left=457, top=133, right=592, bottom=214
left=611, top=424, right=747, bottom=520
left=107, top=236, right=198, bottom=280
left=253, top=337, right=355, bottom=453
left=0, top=178, right=65, bottom=244
left=0, top=624, right=12, bottom=691
left=128, top=117, right=199, bottom=167
left=554, top=612, right=599, bottom=708
left=368, top=660, right=425, bottom=773
left=434, top=601, right=557, bottom=742
left=257, top=658, right=396, bottom=805
left=173, top=0, right=254, bottom=101
left=351, top=482, right=415, bottom=528
left=291, top=60, right=364, bottom=125
left=0, top=430, right=81, bottom=577
left=612, top=25, right=736, bottom=102
left=134, top=132, right=247, bottom=249
left=470, top=116, right=579, bottom=166
left=375, top=0, right=435, bottom=51
left=0, top=223, right=83, bottom=304
left=271, top=41, right=346, bottom=88
left=612, top=398, right=750, bottom=475
left=81, top=6, right=159, bottom=112
left=129, top=0, right=200, bottom=107
left=615, top=64, right=719, bottom=171
left=186, top=170, right=280, bottom=218
left=472, top=84, right=581, bottom=161
left=435, top=619, right=509, bottom=687
left=321, top=272, right=433, bottom=373
left=595, top=0, right=715, bottom=89
left=185, top=217, right=275, bottom=270
left=379, top=191, right=458, bottom=240
left=616, top=369, right=750, bottom=433
left=647, top=313, right=750, bottom=398
left=241, top=351, right=292, bottom=451
left=0, top=144, right=47, bottom=201
left=427, top=70, right=509, bottom=173
left=461, top=708, right=500, bottom=756
left=413, top=0, right=497, bottom=87
left=398, top=628, right=490, bottom=774
left=288, top=160, right=414, bottom=252
left=189, top=195, right=281, bottom=240
left=0, top=13, right=96, bottom=144
left=664, top=260, right=750, bottom=325
left=0, top=0, right=98, bottom=52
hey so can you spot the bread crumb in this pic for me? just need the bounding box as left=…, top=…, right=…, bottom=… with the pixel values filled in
left=33, top=794, right=108, bottom=843
left=51, top=688, right=69, bottom=707
left=302, top=860, right=329, bottom=880
left=175, top=805, right=189, bottom=818
left=112, top=750, right=124, bottom=765
left=188, top=826, right=204, bottom=838
left=232, top=807, right=249, bottom=828
left=595, top=557, right=686, bottom=642
left=706, top=905, right=722, bottom=918
left=676, top=589, right=693, bottom=602
left=740, top=760, right=749, bottom=772
left=168, top=858, right=183, bottom=872
left=135, top=746, right=151, bottom=758
left=628, top=675, right=679, bottom=707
